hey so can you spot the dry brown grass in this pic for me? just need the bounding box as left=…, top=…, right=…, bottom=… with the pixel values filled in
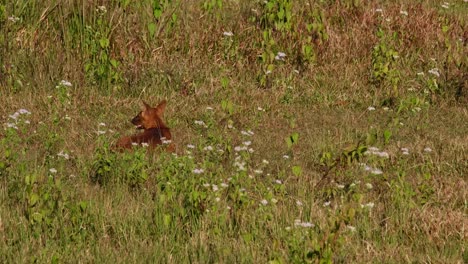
left=1, top=0, right=467, bottom=262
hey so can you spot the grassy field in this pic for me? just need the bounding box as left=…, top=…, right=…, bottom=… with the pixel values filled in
left=1, top=0, right=467, bottom=263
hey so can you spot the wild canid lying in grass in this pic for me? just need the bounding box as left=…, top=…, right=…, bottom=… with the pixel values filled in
left=116, top=100, right=174, bottom=152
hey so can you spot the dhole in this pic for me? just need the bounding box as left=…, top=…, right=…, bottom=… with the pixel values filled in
left=116, top=100, right=174, bottom=152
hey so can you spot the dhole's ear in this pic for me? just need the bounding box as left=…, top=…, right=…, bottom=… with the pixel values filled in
left=155, top=100, right=167, bottom=116
left=141, top=101, right=151, bottom=111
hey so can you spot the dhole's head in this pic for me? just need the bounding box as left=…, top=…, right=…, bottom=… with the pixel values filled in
left=131, top=100, right=168, bottom=130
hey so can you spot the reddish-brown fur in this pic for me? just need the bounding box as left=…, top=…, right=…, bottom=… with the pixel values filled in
left=116, top=100, right=174, bottom=152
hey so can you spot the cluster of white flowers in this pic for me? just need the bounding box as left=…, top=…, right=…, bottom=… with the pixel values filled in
left=8, top=16, right=20, bottom=22
left=203, top=145, right=213, bottom=151
left=234, top=157, right=246, bottom=171
left=428, top=68, right=440, bottom=77
left=401, top=148, right=410, bottom=155
left=194, top=120, right=208, bottom=128
left=361, top=202, right=375, bottom=209
left=275, top=51, right=286, bottom=61
left=96, top=6, right=107, bottom=13
left=294, top=219, right=314, bottom=228
left=241, top=130, right=255, bottom=136
left=365, top=147, right=389, bottom=158
left=361, top=163, right=383, bottom=175
left=59, top=80, right=72, bottom=87
left=192, top=168, right=204, bottom=174
left=6, top=109, right=31, bottom=130
left=161, top=138, right=172, bottom=145
left=57, top=151, right=70, bottom=160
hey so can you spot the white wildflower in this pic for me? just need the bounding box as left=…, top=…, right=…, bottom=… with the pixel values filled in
left=365, top=183, right=373, bottom=189
left=241, top=130, right=252, bottom=136
left=9, top=112, right=19, bottom=120
left=60, top=80, right=72, bottom=87
left=424, top=147, right=433, bottom=152
left=376, top=151, right=389, bottom=158
left=187, top=144, right=195, bottom=149
left=260, top=199, right=268, bottom=206
left=275, top=51, right=286, bottom=61
left=57, top=151, right=70, bottom=160
left=97, top=5, right=107, bottom=13
left=8, top=16, right=20, bottom=22
left=49, top=168, right=57, bottom=174
left=361, top=202, right=375, bottom=209
left=223, top=31, right=234, bottom=37
left=193, top=168, right=204, bottom=174
left=323, top=201, right=331, bottom=207
left=18, top=109, right=31, bottom=115
left=194, top=120, right=207, bottom=127
left=212, top=184, right=219, bottom=192
left=203, top=145, right=213, bottom=151
left=294, top=221, right=314, bottom=228
left=296, top=200, right=303, bottom=206
left=6, top=123, right=18, bottom=130
left=367, top=106, right=376, bottom=111
left=428, top=68, right=440, bottom=77
left=234, top=146, right=247, bottom=152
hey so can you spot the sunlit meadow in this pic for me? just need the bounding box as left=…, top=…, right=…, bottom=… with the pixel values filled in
left=1, top=0, right=467, bottom=263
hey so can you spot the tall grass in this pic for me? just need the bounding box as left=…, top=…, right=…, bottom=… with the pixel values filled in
left=1, top=0, right=467, bottom=263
